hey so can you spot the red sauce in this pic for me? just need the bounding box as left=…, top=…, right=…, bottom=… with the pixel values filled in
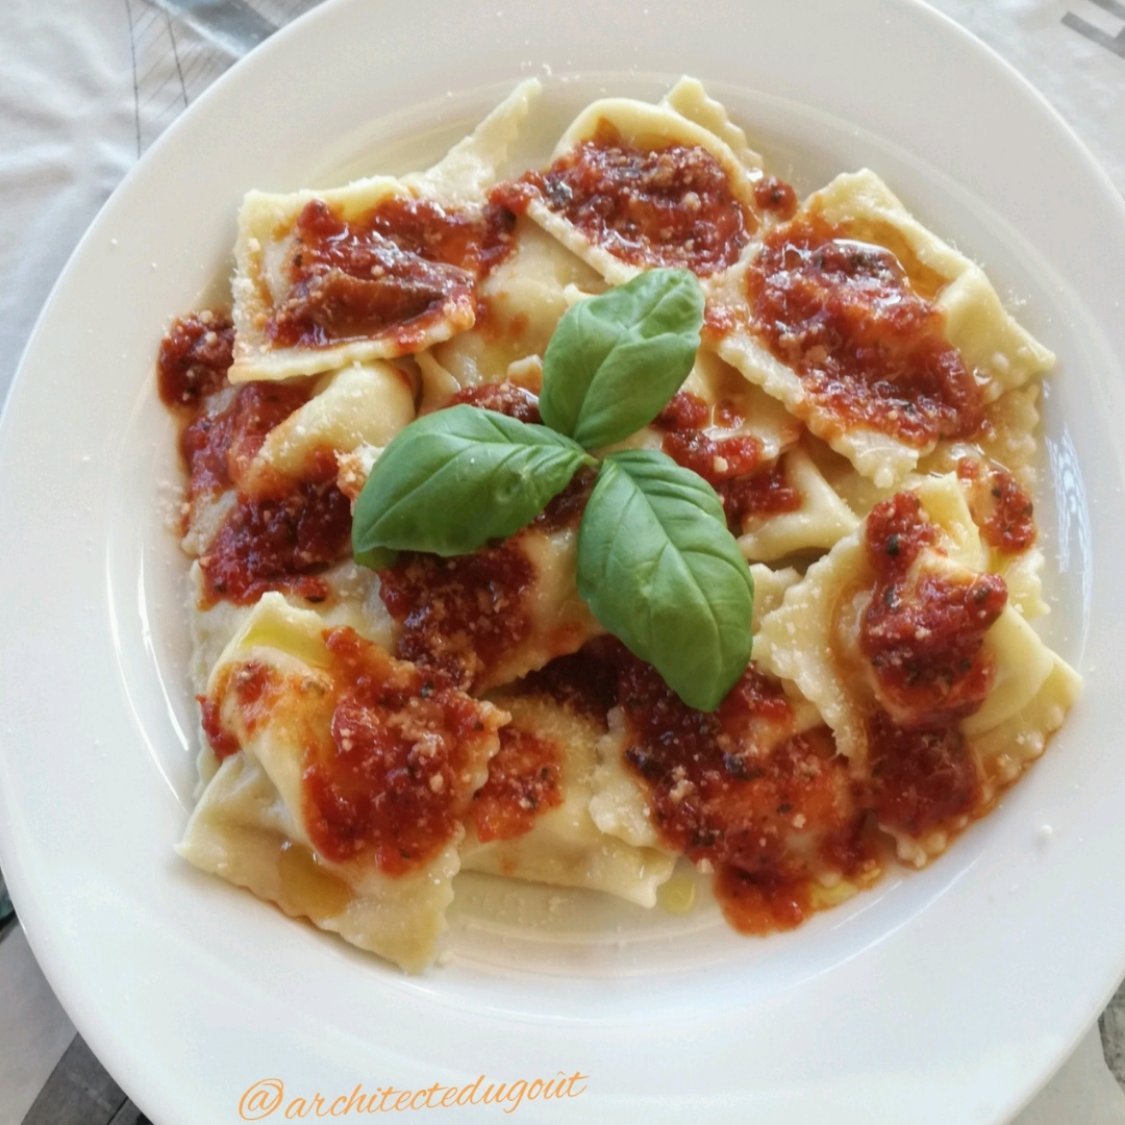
left=656, top=391, right=763, bottom=483
left=494, top=121, right=753, bottom=276
left=199, top=695, right=240, bottom=760
left=654, top=390, right=801, bottom=528
left=378, top=538, right=535, bottom=692
left=270, top=197, right=515, bottom=348
left=666, top=439, right=762, bottom=489
left=181, top=381, right=311, bottom=502
left=657, top=391, right=710, bottom=432
left=471, top=726, right=563, bottom=842
left=199, top=473, right=352, bottom=606
left=157, top=311, right=234, bottom=407
left=517, top=638, right=622, bottom=724
left=864, top=488, right=937, bottom=576
left=753, top=175, right=798, bottom=220
left=957, top=457, right=1036, bottom=553
left=746, top=213, right=983, bottom=446
left=703, top=301, right=738, bottom=338
left=613, top=646, right=872, bottom=934
left=532, top=465, right=596, bottom=533
left=301, top=626, right=500, bottom=874
left=450, top=381, right=541, bottom=423
left=166, top=327, right=352, bottom=608
left=858, top=491, right=1006, bottom=836
left=860, top=492, right=1007, bottom=725
left=864, top=712, right=980, bottom=836
left=863, top=570, right=1007, bottom=723
left=200, top=661, right=283, bottom=761
left=720, top=457, right=802, bottom=526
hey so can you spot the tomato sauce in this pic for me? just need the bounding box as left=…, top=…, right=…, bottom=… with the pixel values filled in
left=517, top=640, right=621, bottom=723
left=858, top=491, right=1006, bottom=836
left=181, top=381, right=311, bottom=502
left=656, top=391, right=762, bottom=482
left=611, top=645, right=873, bottom=933
left=720, top=458, right=802, bottom=526
left=654, top=390, right=800, bottom=527
left=160, top=312, right=354, bottom=608
left=753, top=175, right=798, bottom=221
left=449, top=381, right=542, bottom=423
left=746, top=213, right=983, bottom=445
left=200, top=661, right=283, bottom=761
left=532, top=466, right=596, bottom=533
left=157, top=311, right=235, bottom=408
left=494, top=121, right=753, bottom=276
left=270, top=197, right=515, bottom=348
left=861, top=492, right=1007, bottom=725
left=957, top=457, right=1036, bottom=553
left=199, top=474, right=352, bottom=606
left=378, top=538, right=535, bottom=692
left=864, top=712, right=981, bottom=837
left=471, top=726, right=563, bottom=843
left=300, top=626, right=499, bottom=874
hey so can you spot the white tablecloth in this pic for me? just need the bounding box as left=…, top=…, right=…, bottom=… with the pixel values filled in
left=0, top=1, right=1122, bottom=1122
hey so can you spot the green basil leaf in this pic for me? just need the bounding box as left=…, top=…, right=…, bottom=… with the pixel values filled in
left=576, top=449, right=753, bottom=711
left=540, top=268, right=704, bottom=449
left=352, top=405, right=591, bottom=562
left=353, top=545, right=398, bottom=571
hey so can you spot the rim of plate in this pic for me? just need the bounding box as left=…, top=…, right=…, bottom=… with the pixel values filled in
left=1, top=1, right=1124, bottom=1123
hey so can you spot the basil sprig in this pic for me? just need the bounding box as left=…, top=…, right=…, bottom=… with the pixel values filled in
left=352, top=267, right=755, bottom=711
left=577, top=451, right=753, bottom=711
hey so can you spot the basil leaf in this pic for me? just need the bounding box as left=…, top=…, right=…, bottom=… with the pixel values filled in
left=352, top=405, right=591, bottom=562
left=540, top=268, right=704, bottom=449
left=353, top=545, right=398, bottom=571
left=576, top=449, right=753, bottom=712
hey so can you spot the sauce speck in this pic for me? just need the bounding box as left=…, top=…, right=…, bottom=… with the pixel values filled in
left=753, top=175, right=798, bottom=220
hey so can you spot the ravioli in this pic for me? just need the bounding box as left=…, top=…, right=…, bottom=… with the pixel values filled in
left=754, top=475, right=1078, bottom=864
left=181, top=595, right=506, bottom=971
left=462, top=691, right=676, bottom=906
left=159, top=78, right=1078, bottom=972
left=229, top=81, right=541, bottom=382
left=708, top=170, right=1054, bottom=489
left=495, top=84, right=766, bottom=284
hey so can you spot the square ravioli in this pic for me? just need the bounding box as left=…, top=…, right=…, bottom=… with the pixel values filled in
left=706, top=169, right=1054, bottom=488
left=230, top=81, right=541, bottom=382
left=754, top=475, right=1078, bottom=865
left=494, top=79, right=778, bottom=285
left=180, top=595, right=506, bottom=971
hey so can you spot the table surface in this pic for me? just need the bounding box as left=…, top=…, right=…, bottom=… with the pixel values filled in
left=0, top=1, right=1122, bottom=1122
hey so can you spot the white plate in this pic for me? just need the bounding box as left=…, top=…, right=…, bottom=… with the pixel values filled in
left=2, top=1, right=1124, bottom=1121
